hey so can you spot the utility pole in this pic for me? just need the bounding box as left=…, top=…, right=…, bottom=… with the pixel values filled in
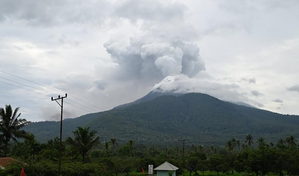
left=51, top=93, right=67, bottom=176
left=178, top=139, right=186, bottom=168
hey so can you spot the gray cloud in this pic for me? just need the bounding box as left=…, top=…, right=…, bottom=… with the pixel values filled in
left=288, top=85, right=299, bottom=92
left=115, top=0, right=186, bottom=22
left=273, top=99, right=283, bottom=103
left=93, top=80, right=108, bottom=91
left=242, top=78, right=256, bottom=84
left=254, top=102, right=264, bottom=108
left=105, top=38, right=205, bottom=83
left=152, top=74, right=246, bottom=102
left=0, top=0, right=111, bottom=26
left=104, top=0, right=204, bottom=85
left=48, top=108, right=76, bottom=121
left=251, top=90, right=263, bottom=97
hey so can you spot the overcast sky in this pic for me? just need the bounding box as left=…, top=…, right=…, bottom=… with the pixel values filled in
left=0, top=0, right=298, bottom=122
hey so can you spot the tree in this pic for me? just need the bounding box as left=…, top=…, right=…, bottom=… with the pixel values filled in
left=286, top=135, right=297, bottom=148
left=226, top=140, right=233, bottom=152
left=209, top=154, right=225, bottom=176
left=66, top=127, right=100, bottom=162
left=110, top=138, right=117, bottom=149
left=245, top=134, right=253, bottom=147
left=0, top=105, right=32, bottom=156
left=258, top=137, right=266, bottom=149
left=128, top=140, right=134, bottom=156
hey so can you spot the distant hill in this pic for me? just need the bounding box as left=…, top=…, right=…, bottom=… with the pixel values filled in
left=24, top=92, right=299, bottom=146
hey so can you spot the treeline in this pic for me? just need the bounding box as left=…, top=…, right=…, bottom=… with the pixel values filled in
left=1, top=105, right=299, bottom=176
left=4, top=131, right=299, bottom=176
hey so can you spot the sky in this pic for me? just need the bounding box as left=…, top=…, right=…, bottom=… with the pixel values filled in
left=0, top=0, right=298, bottom=122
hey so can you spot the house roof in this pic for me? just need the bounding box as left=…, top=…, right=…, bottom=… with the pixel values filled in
left=154, top=161, right=179, bottom=171
left=0, top=157, right=20, bottom=168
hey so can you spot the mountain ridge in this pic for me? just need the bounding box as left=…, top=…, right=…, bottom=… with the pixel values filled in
left=24, top=92, right=299, bottom=146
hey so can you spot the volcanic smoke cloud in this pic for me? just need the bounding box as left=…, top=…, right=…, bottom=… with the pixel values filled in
left=104, top=38, right=205, bottom=83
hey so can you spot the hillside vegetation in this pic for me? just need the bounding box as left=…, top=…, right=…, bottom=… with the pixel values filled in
left=24, top=93, right=299, bottom=145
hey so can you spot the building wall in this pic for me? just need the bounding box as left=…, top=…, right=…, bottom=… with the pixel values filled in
left=156, top=170, right=176, bottom=176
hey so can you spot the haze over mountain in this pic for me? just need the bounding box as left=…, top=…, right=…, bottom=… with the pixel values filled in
left=24, top=92, right=299, bottom=146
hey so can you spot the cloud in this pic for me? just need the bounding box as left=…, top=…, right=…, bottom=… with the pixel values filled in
left=0, top=0, right=111, bottom=26
left=104, top=0, right=205, bottom=85
left=93, top=80, right=108, bottom=91
left=273, top=99, right=283, bottom=103
left=152, top=74, right=249, bottom=103
left=105, top=38, right=205, bottom=83
left=251, top=90, right=263, bottom=97
left=288, top=85, right=299, bottom=92
left=242, top=78, right=256, bottom=84
left=115, top=0, right=186, bottom=23
left=254, top=102, right=264, bottom=108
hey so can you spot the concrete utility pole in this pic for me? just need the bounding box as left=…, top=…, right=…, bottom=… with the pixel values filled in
left=51, top=93, right=67, bottom=176
left=178, top=139, right=186, bottom=168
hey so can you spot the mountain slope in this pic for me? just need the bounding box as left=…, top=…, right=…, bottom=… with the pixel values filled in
left=24, top=93, right=299, bottom=145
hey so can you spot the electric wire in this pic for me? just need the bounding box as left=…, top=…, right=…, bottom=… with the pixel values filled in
left=0, top=78, right=98, bottom=113
left=0, top=69, right=103, bottom=110
left=0, top=79, right=47, bottom=96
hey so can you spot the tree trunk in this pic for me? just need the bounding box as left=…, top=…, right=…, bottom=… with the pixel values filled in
left=83, top=152, right=85, bottom=162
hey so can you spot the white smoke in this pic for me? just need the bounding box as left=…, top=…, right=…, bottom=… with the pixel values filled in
left=104, top=36, right=205, bottom=84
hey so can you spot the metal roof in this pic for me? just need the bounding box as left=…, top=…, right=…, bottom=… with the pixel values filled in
left=154, top=161, right=179, bottom=171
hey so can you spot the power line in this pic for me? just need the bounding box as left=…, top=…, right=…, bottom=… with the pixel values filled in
left=0, top=76, right=99, bottom=113
left=0, top=80, right=96, bottom=112
left=0, top=69, right=103, bottom=110
left=65, top=100, right=98, bottom=113
left=0, top=76, right=46, bottom=93
left=0, top=79, right=47, bottom=96
left=67, top=99, right=99, bottom=112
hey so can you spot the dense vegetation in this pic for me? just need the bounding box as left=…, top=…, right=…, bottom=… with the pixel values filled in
left=25, top=93, right=299, bottom=145
left=2, top=96, right=299, bottom=176
left=2, top=131, right=299, bottom=176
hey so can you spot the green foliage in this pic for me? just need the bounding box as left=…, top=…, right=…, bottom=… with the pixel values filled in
left=24, top=93, right=299, bottom=146
left=4, top=133, right=299, bottom=176
left=66, top=127, right=100, bottom=162
left=0, top=105, right=32, bottom=156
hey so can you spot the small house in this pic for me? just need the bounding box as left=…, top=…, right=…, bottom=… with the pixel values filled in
left=154, top=161, right=179, bottom=176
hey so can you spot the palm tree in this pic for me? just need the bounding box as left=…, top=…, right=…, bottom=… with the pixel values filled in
left=226, top=140, right=233, bottom=152
left=209, top=145, right=216, bottom=154
left=128, top=140, right=134, bottom=156
left=0, top=105, right=32, bottom=156
left=110, top=138, right=117, bottom=150
left=245, top=134, right=253, bottom=147
left=286, top=135, right=297, bottom=148
left=197, top=145, right=204, bottom=154
left=257, top=137, right=266, bottom=148
left=277, top=138, right=286, bottom=148
left=66, top=127, right=100, bottom=162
